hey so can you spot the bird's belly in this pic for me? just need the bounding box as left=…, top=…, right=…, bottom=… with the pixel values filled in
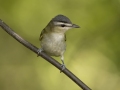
left=41, top=35, right=66, bottom=56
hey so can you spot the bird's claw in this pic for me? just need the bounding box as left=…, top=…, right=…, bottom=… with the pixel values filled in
left=60, top=64, right=66, bottom=73
left=37, top=48, right=43, bottom=57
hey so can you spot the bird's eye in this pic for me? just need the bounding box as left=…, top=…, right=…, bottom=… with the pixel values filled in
left=61, top=24, right=66, bottom=27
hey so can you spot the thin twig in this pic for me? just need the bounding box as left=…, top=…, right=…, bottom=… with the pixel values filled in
left=0, top=19, right=91, bottom=90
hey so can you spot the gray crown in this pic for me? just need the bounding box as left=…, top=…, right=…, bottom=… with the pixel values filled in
left=51, top=14, right=72, bottom=24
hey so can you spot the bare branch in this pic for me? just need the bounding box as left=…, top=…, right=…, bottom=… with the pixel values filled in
left=0, top=19, right=91, bottom=90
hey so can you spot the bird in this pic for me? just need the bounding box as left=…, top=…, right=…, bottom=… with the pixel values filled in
left=37, top=14, right=80, bottom=72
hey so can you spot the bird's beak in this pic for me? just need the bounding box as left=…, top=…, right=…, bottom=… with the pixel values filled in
left=72, top=24, right=80, bottom=28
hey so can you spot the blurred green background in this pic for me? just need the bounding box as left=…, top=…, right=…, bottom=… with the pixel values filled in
left=0, top=0, right=120, bottom=90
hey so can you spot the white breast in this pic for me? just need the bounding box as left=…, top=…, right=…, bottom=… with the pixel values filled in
left=51, top=33, right=64, bottom=42
left=41, top=32, right=66, bottom=56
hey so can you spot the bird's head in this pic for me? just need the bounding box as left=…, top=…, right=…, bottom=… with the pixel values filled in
left=48, top=14, right=80, bottom=33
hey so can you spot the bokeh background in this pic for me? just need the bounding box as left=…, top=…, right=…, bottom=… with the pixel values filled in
left=0, top=0, right=120, bottom=90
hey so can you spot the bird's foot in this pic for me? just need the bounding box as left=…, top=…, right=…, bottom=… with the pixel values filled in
left=37, top=48, right=43, bottom=57
left=60, top=64, right=66, bottom=73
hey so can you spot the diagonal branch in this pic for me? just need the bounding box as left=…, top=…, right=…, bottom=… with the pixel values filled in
left=0, top=19, right=91, bottom=90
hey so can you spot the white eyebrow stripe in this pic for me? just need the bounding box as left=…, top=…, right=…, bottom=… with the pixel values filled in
left=53, top=22, right=72, bottom=27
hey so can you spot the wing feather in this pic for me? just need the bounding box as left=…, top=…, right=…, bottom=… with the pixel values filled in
left=39, top=29, right=45, bottom=41
left=65, top=34, right=66, bottom=41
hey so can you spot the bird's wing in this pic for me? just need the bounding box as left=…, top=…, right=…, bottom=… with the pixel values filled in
left=65, top=34, right=66, bottom=41
left=39, top=29, right=45, bottom=41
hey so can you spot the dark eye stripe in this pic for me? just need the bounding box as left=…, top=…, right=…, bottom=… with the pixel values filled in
left=60, top=24, right=66, bottom=27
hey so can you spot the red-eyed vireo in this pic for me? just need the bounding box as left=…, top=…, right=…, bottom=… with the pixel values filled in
left=37, top=14, right=80, bottom=72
